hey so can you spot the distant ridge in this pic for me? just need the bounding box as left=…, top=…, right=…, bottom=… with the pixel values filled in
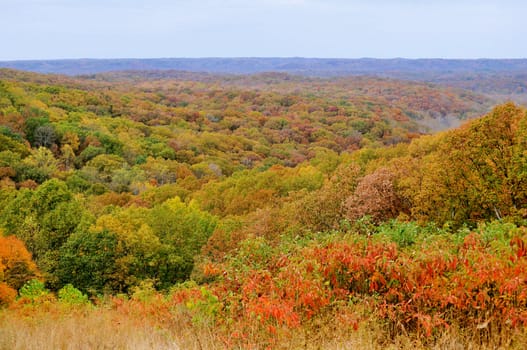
left=1, top=57, right=527, bottom=77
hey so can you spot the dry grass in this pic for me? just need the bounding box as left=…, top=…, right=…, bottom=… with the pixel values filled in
left=0, top=306, right=206, bottom=350
left=1, top=305, right=527, bottom=350
left=0, top=313, right=176, bottom=349
left=266, top=315, right=527, bottom=350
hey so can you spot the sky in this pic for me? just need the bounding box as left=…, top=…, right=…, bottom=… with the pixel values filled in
left=2, top=0, right=526, bottom=60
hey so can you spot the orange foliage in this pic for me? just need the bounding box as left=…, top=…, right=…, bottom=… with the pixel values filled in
left=172, top=227, right=527, bottom=347
left=0, top=235, right=39, bottom=294
left=0, top=166, right=16, bottom=178
left=17, top=179, right=38, bottom=190
left=0, top=282, right=17, bottom=306
left=93, top=192, right=133, bottom=207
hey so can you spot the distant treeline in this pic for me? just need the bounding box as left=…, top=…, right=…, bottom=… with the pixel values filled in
left=1, top=57, right=527, bottom=77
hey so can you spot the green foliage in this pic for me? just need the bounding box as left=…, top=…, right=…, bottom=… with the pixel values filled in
left=19, top=279, right=49, bottom=301
left=0, top=134, right=29, bottom=157
left=77, top=146, right=105, bottom=164
left=478, top=220, right=520, bottom=252
left=57, top=229, right=122, bottom=295
left=24, top=117, right=50, bottom=146
left=0, top=126, right=23, bottom=141
left=232, top=236, right=274, bottom=270
left=0, top=179, right=86, bottom=288
left=377, top=220, right=420, bottom=248
left=0, top=150, right=22, bottom=168
left=58, top=284, right=89, bottom=305
left=131, top=280, right=157, bottom=302
left=0, top=189, right=37, bottom=244
left=65, top=173, right=92, bottom=193
left=148, top=197, right=218, bottom=286
left=185, top=286, right=221, bottom=325
left=31, top=179, right=72, bottom=216
left=22, top=148, right=58, bottom=181
left=348, top=215, right=377, bottom=236
left=96, top=133, right=124, bottom=156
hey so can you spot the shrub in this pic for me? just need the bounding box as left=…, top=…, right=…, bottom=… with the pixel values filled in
left=19, top=279, right=50, bottom=301
left=58, top=284, right=89, bottom=305
left=378, top=220, right=420, bottom=248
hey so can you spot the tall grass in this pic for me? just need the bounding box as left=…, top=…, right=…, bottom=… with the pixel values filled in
left=1, top=304, right=526, bottom=349
left=0, top=306, right=188, bottom=350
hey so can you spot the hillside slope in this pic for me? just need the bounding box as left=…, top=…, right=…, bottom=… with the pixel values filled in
left=0, top=69, right=526, bottom=349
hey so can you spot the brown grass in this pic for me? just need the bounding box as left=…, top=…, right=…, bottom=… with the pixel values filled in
left=1, top=305, right=527, bottom=350
left=0, top=306, right=200, bottom=350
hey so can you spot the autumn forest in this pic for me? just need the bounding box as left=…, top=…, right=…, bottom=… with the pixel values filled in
left=0, top=66, right=526, bottom=349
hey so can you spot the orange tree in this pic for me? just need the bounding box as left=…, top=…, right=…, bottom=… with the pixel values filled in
left=0, top=232, right=39, bottom=305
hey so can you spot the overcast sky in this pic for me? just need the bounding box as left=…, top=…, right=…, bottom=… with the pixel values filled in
left=2, top=0, right=525, bottom=60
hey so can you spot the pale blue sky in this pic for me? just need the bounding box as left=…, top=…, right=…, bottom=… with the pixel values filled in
left=2, top=0, right=525, bottom=60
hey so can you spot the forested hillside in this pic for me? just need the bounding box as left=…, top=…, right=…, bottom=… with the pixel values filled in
left=3, top=57, right=527, bottom=103
left=0, top=69, right=526, bottom=349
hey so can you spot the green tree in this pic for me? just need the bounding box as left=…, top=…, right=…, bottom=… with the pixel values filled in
left=57, top=229, right=124, bottom=294
left=149, top=197, right=218, bottom=285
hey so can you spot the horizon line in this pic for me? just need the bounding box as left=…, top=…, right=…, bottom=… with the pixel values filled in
left=2, top=57, right=527, bottom=62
